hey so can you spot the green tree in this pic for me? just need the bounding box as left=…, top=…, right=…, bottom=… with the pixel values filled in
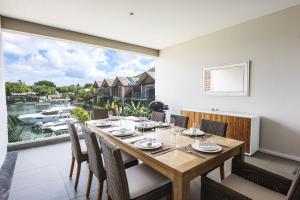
left=78, top=88, right=93, bottom=104
left=34, top=80, right=56, bottom=88
left=5, top=82, right=31, bottom=96
left=83, top=83, right=93, bottom=88
left=56, top=86, right=69, bottom=93
left=33, top=85, right=56, bottom=96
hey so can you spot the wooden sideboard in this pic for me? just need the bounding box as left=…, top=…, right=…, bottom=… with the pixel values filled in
left=181, top=110, right=260, bottom=155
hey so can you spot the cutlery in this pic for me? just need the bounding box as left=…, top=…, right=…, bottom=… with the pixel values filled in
left=151, top=147, right=171, bottom=155
left=129, top=139, right=144, bottom=144
left=152, top=148, right=174, bottom=156
left=186, top=145, right=206, bottom=158
left=120, top=134, right=137, bottom=139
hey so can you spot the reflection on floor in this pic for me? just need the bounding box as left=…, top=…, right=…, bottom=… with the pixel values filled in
left=8, top=141, right=299, bottom=200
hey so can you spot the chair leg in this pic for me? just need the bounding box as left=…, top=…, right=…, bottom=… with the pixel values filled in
left=69, top=156, right=75, bottom=178
left=220, top=162, right=225, bottom=180
left=97, top=180, right=104, bottom=200
left=74, top=162, right=81, bottom=190
left=86, top=170, right=93, bottom=198
left=106, top=192, right=111, bottom=200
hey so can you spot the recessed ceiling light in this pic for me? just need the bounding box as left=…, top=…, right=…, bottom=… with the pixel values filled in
left=129, top=12, right=134, bottom=16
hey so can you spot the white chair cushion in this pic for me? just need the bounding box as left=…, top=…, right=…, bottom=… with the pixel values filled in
left=126, top=163, right=170, bottom=199
left=221, top=174, right=286, bottom=200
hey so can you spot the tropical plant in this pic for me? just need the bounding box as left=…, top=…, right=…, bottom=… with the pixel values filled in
left=105, top=100, right=123, bottom=116
left=124, top=101, right=150, bottom=117
left=94, top=99, right=106, bottom=107
left=7, top=115, right=24, bottom=143
left=70, top=107, right=91, bottom=123
left=78, top=88, right=93, bottom=105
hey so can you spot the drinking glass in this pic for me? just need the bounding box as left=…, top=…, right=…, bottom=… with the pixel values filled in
left=170, top=117, right=175, bottom=130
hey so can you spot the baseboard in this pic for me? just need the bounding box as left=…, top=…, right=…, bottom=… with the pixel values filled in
left=259, top=148, right=300, bottom=162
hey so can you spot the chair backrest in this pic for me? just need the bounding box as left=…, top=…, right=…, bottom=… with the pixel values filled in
left=67, top=122, right=83, bottom=161
left=170, top=114, right=189, bottom=128
left=82, top=127, right=106, bottom=181
left=200, top=119, right=228, bottom=137
left=288, top=169, right=300, bottom=200
left=92, top=107, right=114, bottom=119
left=150, top=111, right=166, bottom=122
left=99, top=137, right=130, bottom=200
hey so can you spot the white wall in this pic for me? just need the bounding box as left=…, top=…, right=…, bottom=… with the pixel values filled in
left=0, top=16, right=8, bottom=167
left=156, top=5, right=300, bottom=160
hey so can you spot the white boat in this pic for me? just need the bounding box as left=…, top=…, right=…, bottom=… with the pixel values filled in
left=18, top=112, right=71, bottom=124
left=18, top=104, right=76, bottom=124
left=41, top=104, right=76, bottom=114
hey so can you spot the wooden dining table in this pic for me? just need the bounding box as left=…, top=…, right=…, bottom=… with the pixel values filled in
left=86, top=118, right=245, bottom=200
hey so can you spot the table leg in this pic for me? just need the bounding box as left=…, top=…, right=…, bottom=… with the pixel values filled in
left=173, top=175, right=190, bottom=200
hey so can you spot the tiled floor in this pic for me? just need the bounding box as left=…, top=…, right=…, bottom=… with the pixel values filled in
left=8, top=141, right=299, bottom=200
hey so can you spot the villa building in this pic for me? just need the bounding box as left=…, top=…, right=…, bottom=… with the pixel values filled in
left=93, top=68, right=155, bottom=103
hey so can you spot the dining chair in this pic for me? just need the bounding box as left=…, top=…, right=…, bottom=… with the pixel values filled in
left=150, top=111, right=166, bottom=122
left=92, top=107, right=115, bottom=119
left=99, top=136, right=172, bottom=200
left=200, top=119, right=228, bottom=180
left=170, top=114, right=189, bottom=128
left=82, top=127, right=139, bottom=200
left=201, top=157, right=300, bottom=200
left=200, top=119, right=228, bottom=137
left=67, top=122, right=88, bottom=190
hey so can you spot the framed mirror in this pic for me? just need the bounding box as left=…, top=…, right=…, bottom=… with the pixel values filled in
left=203, top=61, right=250, bottom=96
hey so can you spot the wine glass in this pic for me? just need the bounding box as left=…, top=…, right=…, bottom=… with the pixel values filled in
left=170, top=117, right=175, bottom=130
left=108, top=110, right=113, bottom=119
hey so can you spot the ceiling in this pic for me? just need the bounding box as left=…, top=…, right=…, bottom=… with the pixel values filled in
left=1, top=0, right=300, bottom=50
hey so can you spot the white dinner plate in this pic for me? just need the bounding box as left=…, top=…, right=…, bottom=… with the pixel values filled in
left=155, top=122, right=170, bottom=128
left=134, top=139, right=162, bottom=150
left=93, top=121, right=112, bottom=127
left=191, top=142, right=222, bottom=153
left=111, top=129, right=134, bottom=137
left=182, top=129, right=205, bottom=136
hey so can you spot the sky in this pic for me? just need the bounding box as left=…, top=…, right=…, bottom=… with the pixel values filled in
left=3, top=31, right=155, bottom=86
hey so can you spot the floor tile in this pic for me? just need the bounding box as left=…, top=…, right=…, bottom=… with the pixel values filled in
left=11, top=165, right=61, bottom=192
left=9, top=179, right=69, bottom=200
left=63, top=164, right=99, bottom=199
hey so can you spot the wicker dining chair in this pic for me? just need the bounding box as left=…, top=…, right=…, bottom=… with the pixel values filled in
left=170, top=114, right=189, bottom=128
left=92, top=107, right=115, bottom=119
left=150, top=111, right=166, bottom=122
left=67, top=122, right=88, bottom=190
left=201, top=157, right=300, bottom=200
left=99, top=136, right=172, bottom=200
left=200, top=119, right=228, bottom=137
left=82, top=127, right=139, bottom=200
left=200, top=119, right=228, bottom=180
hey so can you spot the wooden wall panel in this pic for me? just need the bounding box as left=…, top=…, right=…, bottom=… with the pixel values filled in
left=181, top=110, right=251, bottom=154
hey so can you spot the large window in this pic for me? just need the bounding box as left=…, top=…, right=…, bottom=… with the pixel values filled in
left=4, top=31, right=155, bottom=143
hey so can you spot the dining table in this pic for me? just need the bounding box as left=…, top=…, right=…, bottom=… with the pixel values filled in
left=86, top=117, right=245, bottom=200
